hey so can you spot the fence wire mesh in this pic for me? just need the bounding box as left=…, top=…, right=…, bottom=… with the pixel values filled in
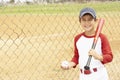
left=0, top=1, right=120, bottom=80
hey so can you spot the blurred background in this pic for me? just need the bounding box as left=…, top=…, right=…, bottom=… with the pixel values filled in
left=0, top=0, right=120, bottom=4
left=0, top=0, right=120, bottom=80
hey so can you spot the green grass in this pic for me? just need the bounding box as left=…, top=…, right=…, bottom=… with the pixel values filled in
left=0, top=1, right=120, bottom=15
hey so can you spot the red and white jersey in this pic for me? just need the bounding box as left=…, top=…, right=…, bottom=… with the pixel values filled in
left=71, top=32, right=113, bottom=69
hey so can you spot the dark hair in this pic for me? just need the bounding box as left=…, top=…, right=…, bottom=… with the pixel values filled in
left=82, top=13, right=96, bottom=20
left=79, top=13, right=97, bottom=22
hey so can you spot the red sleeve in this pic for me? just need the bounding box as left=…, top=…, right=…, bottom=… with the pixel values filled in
left=100, top=33, right=113, bottom=64
left=71, top=33, right=83, bottom=68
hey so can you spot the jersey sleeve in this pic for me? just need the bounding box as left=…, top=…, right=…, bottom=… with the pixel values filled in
left=71, top=34, right=82, bottom=68
left=100, top=33, right=113, bottom=64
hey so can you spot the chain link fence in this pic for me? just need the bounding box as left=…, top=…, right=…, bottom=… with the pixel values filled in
left=0, top=1, right=120, bottom=80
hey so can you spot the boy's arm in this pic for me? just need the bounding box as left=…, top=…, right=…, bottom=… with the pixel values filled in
left=61, top=34, right=81, bottom=70
left=61, top=37, right=79, bottom=70
left=89, top=34, right=113, bottom=63
left=100, top=34, right=113, bottom=64
left=71, top=49, right=79, bottom=68
left=70, top=35, right=80, bottom=68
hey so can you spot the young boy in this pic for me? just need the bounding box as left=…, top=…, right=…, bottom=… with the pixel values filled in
left=61, top=7, right=113, bottom=80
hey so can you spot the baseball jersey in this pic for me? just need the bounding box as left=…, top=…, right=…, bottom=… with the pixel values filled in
left=71, top=32, right=113, bottom=69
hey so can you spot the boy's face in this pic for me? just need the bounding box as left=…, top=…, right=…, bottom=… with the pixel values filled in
left=80, top=14, right=96, bottom=32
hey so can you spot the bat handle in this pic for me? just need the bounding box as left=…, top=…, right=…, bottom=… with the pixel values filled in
left=84, top=55, right=92, bottom=70
left=84, top=42, right=96, bottom=70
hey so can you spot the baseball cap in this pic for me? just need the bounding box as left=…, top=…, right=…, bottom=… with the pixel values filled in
left=79, top=7, right=96, bottom=19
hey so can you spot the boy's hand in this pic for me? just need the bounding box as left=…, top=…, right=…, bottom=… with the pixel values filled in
left=61, top=61, right=76, bottom=70
left=88, top=49, right=103, bottom=61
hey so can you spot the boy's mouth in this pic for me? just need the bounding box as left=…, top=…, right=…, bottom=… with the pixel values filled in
left=84, top=26, right=91, bottom=28
left=85, top=26, right=90, bottom=28
left=84, top=26, right=92, bottom=31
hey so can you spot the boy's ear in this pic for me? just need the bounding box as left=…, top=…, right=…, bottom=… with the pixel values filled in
left=79, top=18, right=81, bottom=23
left=95, top=18, right=98, bottom=22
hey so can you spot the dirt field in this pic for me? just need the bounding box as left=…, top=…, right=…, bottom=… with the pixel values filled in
left=0, top=14, right=120, bottom=80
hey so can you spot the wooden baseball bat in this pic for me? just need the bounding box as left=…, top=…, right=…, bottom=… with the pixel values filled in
left=84, top=18, right=105, bottom=70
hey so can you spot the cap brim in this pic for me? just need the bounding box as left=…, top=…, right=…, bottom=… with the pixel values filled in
left=80, top=11, right=96, bottom=18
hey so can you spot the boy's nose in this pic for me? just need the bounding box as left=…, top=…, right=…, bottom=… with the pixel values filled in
left=85, top=20, right=91, bottom=23
left=85, top=23, right=90, bottom=26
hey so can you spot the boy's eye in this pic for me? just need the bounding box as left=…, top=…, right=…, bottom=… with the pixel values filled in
left=88, top=18, right=93, bottom=21
left=82, top=18, right=93, bottom=22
